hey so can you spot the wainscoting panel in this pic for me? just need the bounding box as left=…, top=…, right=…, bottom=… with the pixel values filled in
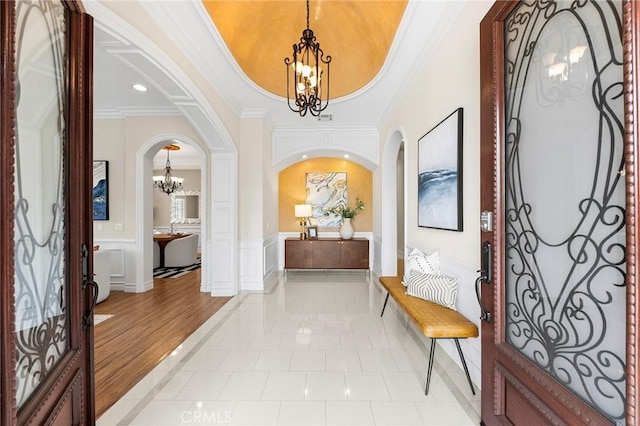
left=238, top=235, right=281, bottom=291
left=211, top=207, right=231, bottom=233
left=211, top=239, right=232, bottom=286
left=93, top=239, right=137, bottom=293
left=437, top=256, right=481, bottom=388
left=209, top=153, right=237, bottom=296
left=239, top=239, right=263, bottom=291
left=263, top=235, right=279, bottom=282
left=212, top=157, right=234, bottom=200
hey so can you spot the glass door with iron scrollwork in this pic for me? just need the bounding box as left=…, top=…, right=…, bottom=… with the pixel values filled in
left=504, top=2, right=626, bottom=422
left=2, top=0, right=95, bottom=423
left=14, top=0, right=71, bottom=407
left=480, top=0, right=630, bottom=424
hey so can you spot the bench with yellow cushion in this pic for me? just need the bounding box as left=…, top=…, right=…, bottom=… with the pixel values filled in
left=379, top=275, right=478, bottom=395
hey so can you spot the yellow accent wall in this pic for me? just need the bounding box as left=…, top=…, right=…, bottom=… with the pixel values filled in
left=279, top=158, right=373, bottom=233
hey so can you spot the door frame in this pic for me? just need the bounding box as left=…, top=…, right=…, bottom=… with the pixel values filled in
left=1, top=0, right=17, bottom=423
left=1, top=1, right=95, bottom=423
left=479, top=0, right=639, bottom=424
left=623, top=0, right=640, bottom=421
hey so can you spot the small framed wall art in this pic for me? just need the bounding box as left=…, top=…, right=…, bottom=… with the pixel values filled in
left=93, top=160, right=109, bottom=220
left=418, top=108, right=463, bottom=231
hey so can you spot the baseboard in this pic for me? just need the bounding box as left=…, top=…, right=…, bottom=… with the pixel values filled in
left=110, top=283, right=125, bottom=292
left=263, top=270, right=280, bottom=293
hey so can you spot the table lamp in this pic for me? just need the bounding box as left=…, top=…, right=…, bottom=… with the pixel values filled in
left=294, top=204, right=313, bottom=240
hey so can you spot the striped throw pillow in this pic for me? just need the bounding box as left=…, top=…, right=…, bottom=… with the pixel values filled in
left=406, top=270, right=459, bottom=310
left=402, top=248, right=440, bottom=286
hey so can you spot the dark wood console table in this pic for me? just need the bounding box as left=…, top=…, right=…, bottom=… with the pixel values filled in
left=284, top=238, right=369, bottom=274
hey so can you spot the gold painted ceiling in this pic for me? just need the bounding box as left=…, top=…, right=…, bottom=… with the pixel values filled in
left=202, top=0, right=408, bottom=99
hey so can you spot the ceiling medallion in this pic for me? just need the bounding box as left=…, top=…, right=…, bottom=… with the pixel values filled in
left=284, top=0, right=332, bottom=117
left=153, top=144, right=184, bottom=196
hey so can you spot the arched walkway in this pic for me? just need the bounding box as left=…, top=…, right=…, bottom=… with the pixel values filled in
left=381, top=126, right=407, bottom=276
left=135, top=134, right=210, bottom=293
left=87, top=2, right=239, bottom=296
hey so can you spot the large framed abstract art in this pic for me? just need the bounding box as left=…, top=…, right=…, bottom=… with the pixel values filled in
left=305, top=172, right=347, bottom=227
left=93, top=160, right=109, bottom=220
left=418, top=108, right=463, bottom=231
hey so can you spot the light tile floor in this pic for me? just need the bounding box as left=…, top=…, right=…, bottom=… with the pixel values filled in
left=97, top=271, right=480, bottom=426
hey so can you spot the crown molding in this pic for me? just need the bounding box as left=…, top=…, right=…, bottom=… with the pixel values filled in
left=94, top=106, right=182, bottom=119
left=86, top=1, right=236, bottom=152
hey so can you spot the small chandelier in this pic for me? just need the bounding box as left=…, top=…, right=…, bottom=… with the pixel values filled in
left=284, top=0, right=331, bottom=117
left=153, top=144, right=184, bottom=196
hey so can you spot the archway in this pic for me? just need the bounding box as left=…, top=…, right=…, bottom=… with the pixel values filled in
left=135, top=134, right=209, bottom=293
left=86, top=1, right=239, bottom=297
left=381, top=126, right=407, bottom=276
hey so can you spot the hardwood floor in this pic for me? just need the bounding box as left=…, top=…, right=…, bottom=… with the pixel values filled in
left=93, top=268, right=232, bottom=418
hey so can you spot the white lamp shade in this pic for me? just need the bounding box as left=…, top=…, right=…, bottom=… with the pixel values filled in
left=295, top=204, right=313, bottom=218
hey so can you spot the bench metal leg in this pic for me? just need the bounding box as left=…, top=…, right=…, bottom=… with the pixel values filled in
left=380, top=293, right=390, bottom=317
left=454, top=339, right=476, bottom=395
left=425, top=339, right=476, bottom=396
left=425, top=339, right=437, bottom=395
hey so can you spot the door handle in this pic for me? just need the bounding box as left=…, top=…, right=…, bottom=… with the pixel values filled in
left=81, top=243, right=98, bottom=329
left=82, top=279, right=99, bottom=329
left=475, top=241, right=492, bottom=323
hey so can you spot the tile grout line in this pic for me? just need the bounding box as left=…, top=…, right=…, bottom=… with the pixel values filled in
left=402, top=306, right=481, bottom=421
left=112, top=278, right=286, bottom=424
left=371, top=276, right=481, bottom=421
left=113, top=284, right=277, bottom=425
left=110, top=274, right=480, bottom=424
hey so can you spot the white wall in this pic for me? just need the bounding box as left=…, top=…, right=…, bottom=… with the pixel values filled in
left=382, top=0, right=492, bottom=267
left=93, top=119, right=126, bottom=236
left=262, top=119, right=280, bottom=288
left=379, top=0, right=494, bottom=389
left=263, top=120, right=278, bottom=240
left=238, top=117, right=264, bottom=240
left=238, top=115, right=279, bottom=290
left=396, top=150, right=405, bottom=258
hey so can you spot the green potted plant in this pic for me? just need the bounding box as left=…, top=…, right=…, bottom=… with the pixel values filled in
left=326, top=198, right=364, bottom=239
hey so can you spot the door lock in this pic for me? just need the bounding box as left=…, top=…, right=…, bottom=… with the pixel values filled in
left=480, top=211, right=493, bottom=232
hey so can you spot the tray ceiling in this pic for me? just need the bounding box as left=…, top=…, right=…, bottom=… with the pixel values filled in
left=202, top=0, right=408, bottom=99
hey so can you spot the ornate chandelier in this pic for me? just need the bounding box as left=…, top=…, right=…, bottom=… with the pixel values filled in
left=153, top=144, right=184, bottom=195
left=284, top=0, right=331, bottom=117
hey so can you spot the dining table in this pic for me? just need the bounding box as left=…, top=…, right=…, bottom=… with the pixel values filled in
left=153, top=233, right=191, bottom=268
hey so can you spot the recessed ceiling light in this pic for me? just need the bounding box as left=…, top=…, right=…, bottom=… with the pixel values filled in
left=344, top=154, right=350, bottom=159
left=302, top=155, right=308, bottom=159
left=132, top=83, right=148, bottom=92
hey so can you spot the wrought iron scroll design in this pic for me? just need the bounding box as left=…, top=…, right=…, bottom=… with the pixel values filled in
left=13, top=0, right=68, bottom=407
left=504, top=1, right=626, bottom=423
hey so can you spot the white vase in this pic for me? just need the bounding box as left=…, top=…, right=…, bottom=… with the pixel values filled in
left=340, top=218, right=354, bottom=239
